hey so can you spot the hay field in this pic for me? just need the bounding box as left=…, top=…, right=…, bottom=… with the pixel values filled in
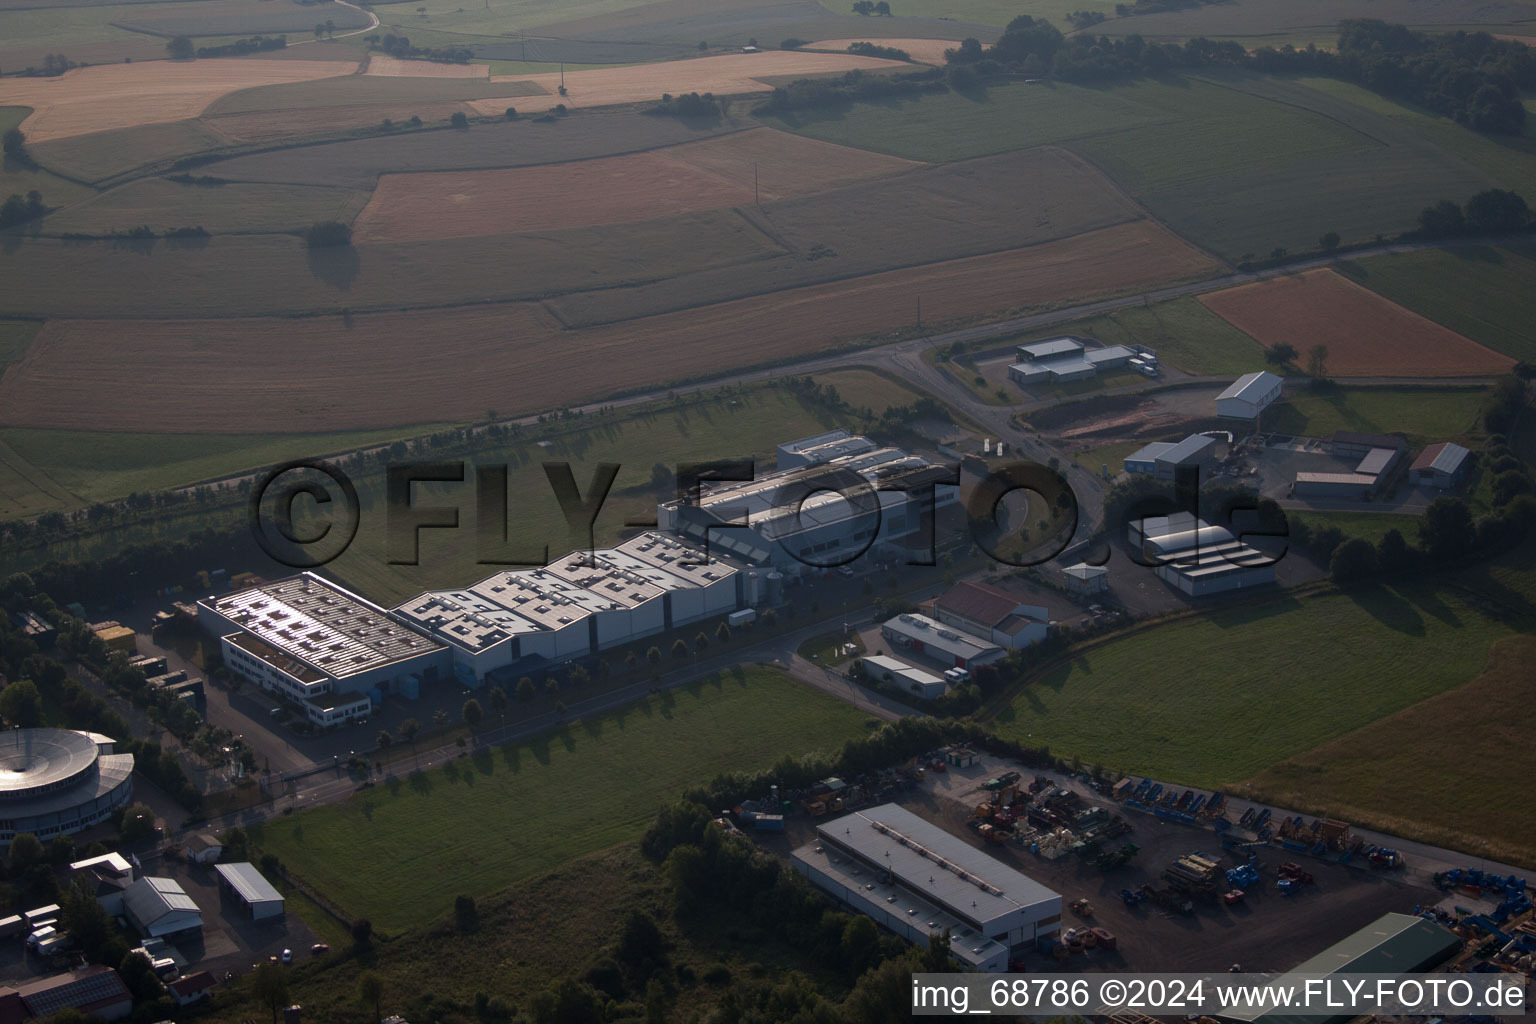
left=0, top=221, right=1218, bottom=433
left=806, top=37, right=958, bottom=63
left=364, top=54, right=491, bottom=78
left=351, top=126, right=917, bottom=241
left=0, top=58, right=359, bottom=142
left=467, top=49, right=908, bottom=114
left=1247, top=634, right=1536, bottom=870
left=1199, top=269, right=1515, bottom=378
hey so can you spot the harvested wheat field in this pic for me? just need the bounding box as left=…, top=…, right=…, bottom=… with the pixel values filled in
left=364, top=54, right=491, bottom=78
left=1199, top=268, right=1515, bottom=377
left=469, top=50, right=907, bottom=114
left=351, top=127, right=918, bottom=241
left=0, top=58, right=360, bottom=142
left=0, top=221, right=1218, bottom=433
left=806, top=38, right=959, bottom=65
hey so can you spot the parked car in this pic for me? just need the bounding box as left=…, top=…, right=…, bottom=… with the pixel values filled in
left=280, top=949, right=293, bottom=964
left=310, top=943, right=330, bottom=955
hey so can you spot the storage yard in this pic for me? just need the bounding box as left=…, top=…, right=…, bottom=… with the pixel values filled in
left=747, top=750, right=1534, bottom=974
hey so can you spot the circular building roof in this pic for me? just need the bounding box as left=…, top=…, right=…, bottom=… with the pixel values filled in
left=0, top=728, right=101, bottom=798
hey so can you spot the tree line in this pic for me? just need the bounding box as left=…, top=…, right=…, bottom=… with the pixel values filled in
left=944, top=17, right=1532, bottom=134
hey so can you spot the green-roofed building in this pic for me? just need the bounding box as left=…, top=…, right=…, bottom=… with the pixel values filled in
left=1218, top=912, right=1462, bottom=1024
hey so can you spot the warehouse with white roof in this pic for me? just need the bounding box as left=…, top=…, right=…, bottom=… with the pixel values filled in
left=1129, top=512, right=1277, bottom=596
left=391, top=532, right=739, bottom=684
left=199, top=574, right=451, bottom=726
left=121, top=877, right=202, bottom=938
left=1216, top=371, right=1284, bottom=421
left=793, top=804, right=1062, bottom=971
left=658, top=436, right=958, bottom=571
left=1410, top=441, right=1471, bottom=489
left=214, top=862, right=285, bottom=920
left=1008, top=336, right=1136, bottom=386
left=880, top=613, right=1005, bottom=670
left=1124, top=433, right=1220, bottom=480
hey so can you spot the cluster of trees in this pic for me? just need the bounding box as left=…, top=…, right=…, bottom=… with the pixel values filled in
left=1416, top=188, right=1531, bottom=238
left=756, top=67, right=948, bottom=113
left=649, top=91, right=727, bottom=117
left=305, top=220, right=352, bottom=248
left=59, top=225, right=210, bottom=241
left=16, top=53, right=75, bottom=77
left=846, top=41, right=910, bottom=61
left=943, top=17, right=1533, bottom=134
left=367, top=32, right=474, bottom=63
left=192, top=34, right=288, bottom=59
left=0, top=189, right=46, bottom=230
left=850, top=0, right=893, bottom=13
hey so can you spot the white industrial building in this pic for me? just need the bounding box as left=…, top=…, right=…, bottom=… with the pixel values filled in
left=792, top=804, right=1062, bottom=971
left=881, top=613, right=1006, bottom=670
left=931, top=581, right=1049, bottom=650
left=1123, top=433, right=1220, bottom=481
left=199, top=574, right=450, bottom=727
left=1008, top=336, right=1136, bottom=386
left=1129, top=511, right=1277, bottom=596
left=657, top=435, right=959, bottom=572
left=391, top=532, right=739, bottom=684
left=0, top=729, right=134, bottom=846
left=121, top=877, right=202, bottom=939
left=1216, top=371, right=1284, bottom=421
left=860, top=655, right=949, bottom=699
left=1410, top=442, right=1471, bottom=489
left=214, top=862, right=285, bottom=920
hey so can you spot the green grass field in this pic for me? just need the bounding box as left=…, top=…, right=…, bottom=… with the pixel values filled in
left=764, top=79, right=1171, bottom=162
left=0, top=422, right=458, bottom=511
left=29, top=119, right=229, bottom=185
left=991, top=583, right=1512, bottom=787
left=1016, top=296, right=1267, bottom=376
left=1247, top=634, right=1536, bottom=869
left=1262, top=386, right=1488, bottom=443
left=0, top=107, right=98, bottom=208
left=815, top=368, right=926, bottom=414
left=39, top=179, right=373, bottom=236
left=252, top=667, right=875, bottom=933
left=1337, top=245, right=1536, bottom=364
left=1071, top=440, right=1143, bottom=474
left=1286, top=509, right=1418, bottom=547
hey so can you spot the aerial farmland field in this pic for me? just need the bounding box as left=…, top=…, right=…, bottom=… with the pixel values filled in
left=351, top=127, right=917, bottom=241
left=1261, top=385, right=1491, bottom=443
left=40, top=179, right=371, bottom=235
left=0, top=58, right=359, bottom=141
left=1337, top=245, right=1536, bottom=364
left=0, top=220, right=1216, bottom=433
left=1198, top=269, right=1515, bottom=377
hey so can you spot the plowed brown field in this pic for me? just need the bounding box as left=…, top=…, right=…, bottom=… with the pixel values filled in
left=0, top=58, right=359, bottom=142
left=351, top=126, right=919, bottom=241
left=0, top=221, right=1217, bottom=433
left=1198, top=268, right=1515, bottom=377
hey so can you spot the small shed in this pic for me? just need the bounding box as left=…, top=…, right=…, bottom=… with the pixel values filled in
left=946, top=747, right=978, bottom=768
left=184, top=833, right=223, bottom=865
left=168, top=970, right=216, bottom=1007
left=1062, top=563, right=1109, bottom=595
left=214, top=862, right=285, bottom=920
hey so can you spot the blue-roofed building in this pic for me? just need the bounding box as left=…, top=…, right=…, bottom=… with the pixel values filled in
left=1123, top=434, right=1220, bottom=481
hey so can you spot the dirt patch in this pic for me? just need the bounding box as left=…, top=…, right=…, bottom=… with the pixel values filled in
left=0, top=58, right=360, bottom=142
left=351, top=126, right=918, bottom=241
left=468, top=49, right=908, bottom=114
left=1198, top=268, right=1515, bottom=378
left=364, top=54, right=490, bottom=78
left=804, top=37, right=960, bottom=64
left=0, top=221, right=1219, bottom=433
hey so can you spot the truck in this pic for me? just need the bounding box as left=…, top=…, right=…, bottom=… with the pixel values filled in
left=982, top=772, right=1021, bottom=791
left=0, top=915, right=25, bottom=939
